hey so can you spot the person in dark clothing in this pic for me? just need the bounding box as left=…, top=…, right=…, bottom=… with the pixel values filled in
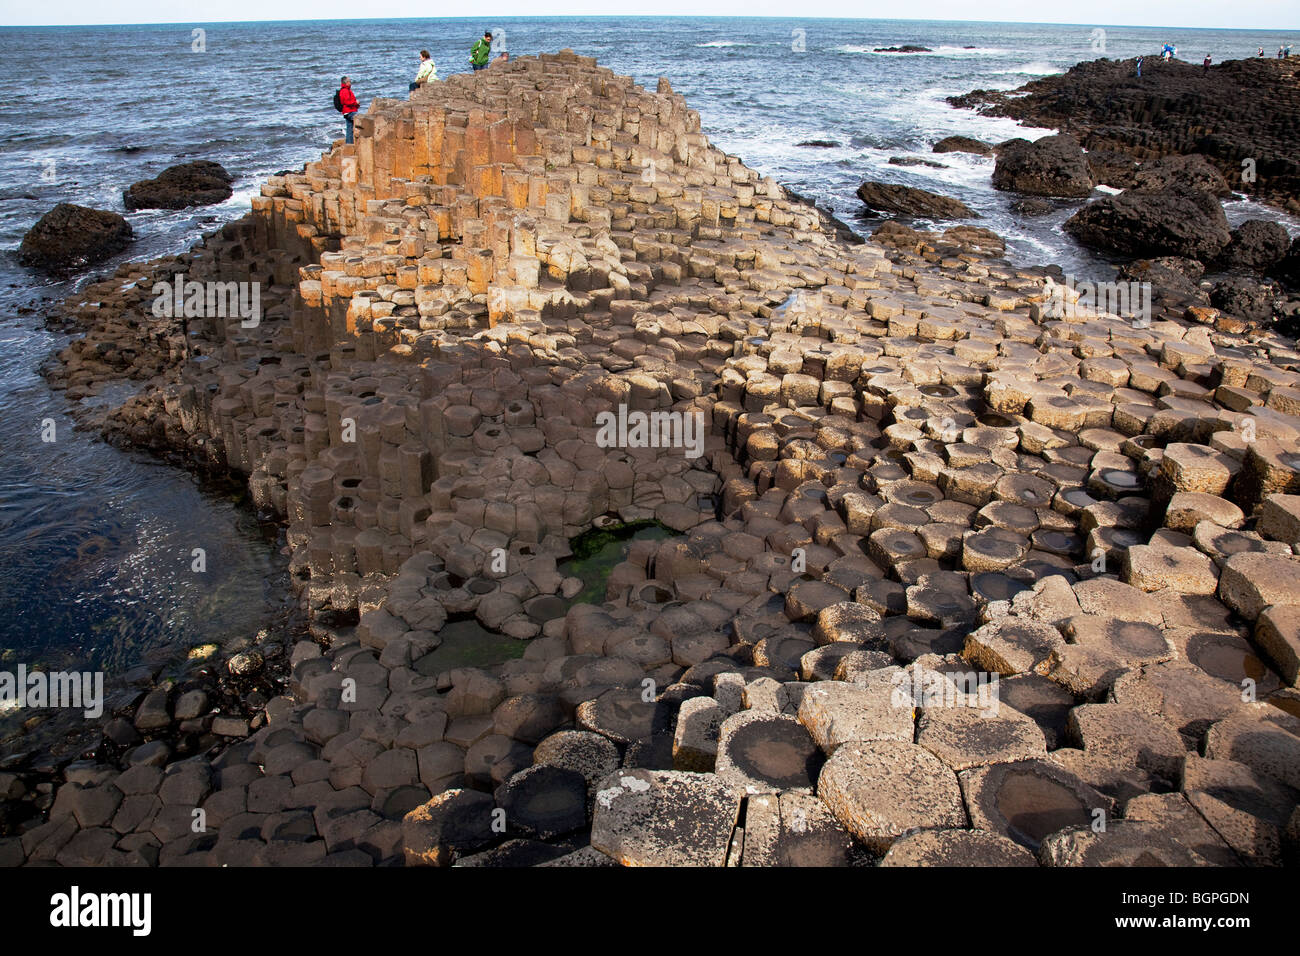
left=338, top=77, right=360, bottom=144
left=1136, top=55, right=1143, bottom=77
left=1203, top=54, right=1211, bottom=71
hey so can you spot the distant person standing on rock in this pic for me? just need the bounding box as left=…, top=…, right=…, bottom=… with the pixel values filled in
left=1280, top=47, right=1286, bottom=58
left=410, top=50, right=436, bottom=91
left=337, top=76, right=359, bottom=144
left=1136, top=55, right=1143, bottom=77
left=470, top=31, right=492, bottom=71
left=1258, top=46, right=1264, bottom=56
left=1203, top=54, right=1212, bottom=71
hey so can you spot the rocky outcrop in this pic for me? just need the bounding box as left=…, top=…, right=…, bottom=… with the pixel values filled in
left=952, top=55, right=1300, bottom=213
left=1063, top=186, right=1231, bottom=260
left=1218, top=220, right=1292, bottom=272
left=856, top=181, right=975, bottom=219
left=992, top=134, right=1094, bottom=198
left=932, top=135, right=992, bottom=156
left=13, top=51, right=1300, bottom=872
left=1129, top=154, right=1231, bottom=197
left=874, top=45, right=930, bottom=53
left=17, top=203, right=133, bottom=271
left=123, top=160, right=234, bottom=211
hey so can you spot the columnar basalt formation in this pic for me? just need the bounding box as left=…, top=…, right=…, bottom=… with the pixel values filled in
left=17, top=52, right=1300, bottom=868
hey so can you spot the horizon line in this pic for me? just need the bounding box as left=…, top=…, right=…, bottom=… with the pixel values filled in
left=4, top=15, right=1299, bottom=31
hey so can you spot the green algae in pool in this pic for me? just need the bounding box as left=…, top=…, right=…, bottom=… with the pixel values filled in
left=415, top=616, right=527, bottom=672
left=563, top=520, right=675, bottom=606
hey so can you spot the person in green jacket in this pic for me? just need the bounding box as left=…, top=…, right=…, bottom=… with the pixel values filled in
left=471, top=31, right=492, bottom=71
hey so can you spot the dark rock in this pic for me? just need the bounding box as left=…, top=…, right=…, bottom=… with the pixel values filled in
left=992, top=135, right=1094, bottom=198
left=1210, top=276, right=1279, bottom=323
left=933, top=135, right=992, bottom=156
left=1064, top=187, right=1232, bottom=260
left=1218, top=219, right=1292, bottom=271
left=494, top=765, right=588, bottom=839
left=1085, top=150, right=1140, bottom=189
left=1130, top=154, right=1231, bottom=196
left=949, top=56, right=1300, bottom=212
left=18, top=203, right=132, bottom=271
left=856, top=181, right=975, bottom=219
left=1117, top=256, right=1210, bottom=309
left=874, top=45, right=931, bottom=53
left=1011, top=197, right=1053, bottom=216
left=123, top=161, right=234, bottom=211
left=1271, top=237, right=1300, bottom=290
left=795, top=140, right=840, bottom=148
left=401, top=788, right=495, bottom=866
left=888, top=156, right=947, bottom=169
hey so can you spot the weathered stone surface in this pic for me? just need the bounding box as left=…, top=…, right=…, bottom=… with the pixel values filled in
left=494, top=765, right=588, bottom=839
left=817, top=740, right=967, bottom=852
left=915, top=704, right=1048, bottom=771
left=959, top=759, right=1109, bottom=850
left=591, top=769, right=742, bottom=866
left=797, top=675, right=914, bottom=753
left=715, top=710, right=822, bottom=794
left=740, top=791, right=859, bottom=866
left=401, top=789, right=495, bottom=866
left=879, top=828, right=1037, bottom=866
left=1038, top=820, right=1207, bottom=866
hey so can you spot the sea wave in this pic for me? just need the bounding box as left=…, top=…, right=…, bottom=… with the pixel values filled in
left=696, top=41, right=753, bottom=47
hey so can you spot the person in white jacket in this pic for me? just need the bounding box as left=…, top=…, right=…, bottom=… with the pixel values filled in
left=410, top=50, right=436, bottom=91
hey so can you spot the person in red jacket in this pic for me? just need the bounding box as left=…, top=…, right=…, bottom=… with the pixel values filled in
left=338, top=76, right=360, bottom=144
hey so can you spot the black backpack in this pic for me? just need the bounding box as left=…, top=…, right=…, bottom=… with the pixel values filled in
left=333, top=89, right=343, bottom=112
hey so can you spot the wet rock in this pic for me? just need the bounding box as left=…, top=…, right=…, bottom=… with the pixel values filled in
left=992, top=134, right=1093, bottom=198
left=123, top=160, right=234, bottom=211
left=856, top=181, right=975, bottom=219
left=18, top=203, right=132, bottom=271
left=932, top=135, right=992, bottom=156
left=1064, top=187, right=1232, bottom=260
left=590, top=769, right=742, bottom=866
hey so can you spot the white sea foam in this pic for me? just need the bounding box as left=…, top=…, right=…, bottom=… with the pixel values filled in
left=696, top=41, right=753, bottom=48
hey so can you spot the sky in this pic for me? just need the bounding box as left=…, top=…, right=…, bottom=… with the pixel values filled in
left=0, top=1, right=1296, bottom=29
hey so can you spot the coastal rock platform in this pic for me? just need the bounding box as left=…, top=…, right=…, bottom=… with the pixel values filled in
left=8, top=51, right=1300, bottom=868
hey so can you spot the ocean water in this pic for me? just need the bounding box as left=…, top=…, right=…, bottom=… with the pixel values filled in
left=0, top=16, right=1296, bottom=678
